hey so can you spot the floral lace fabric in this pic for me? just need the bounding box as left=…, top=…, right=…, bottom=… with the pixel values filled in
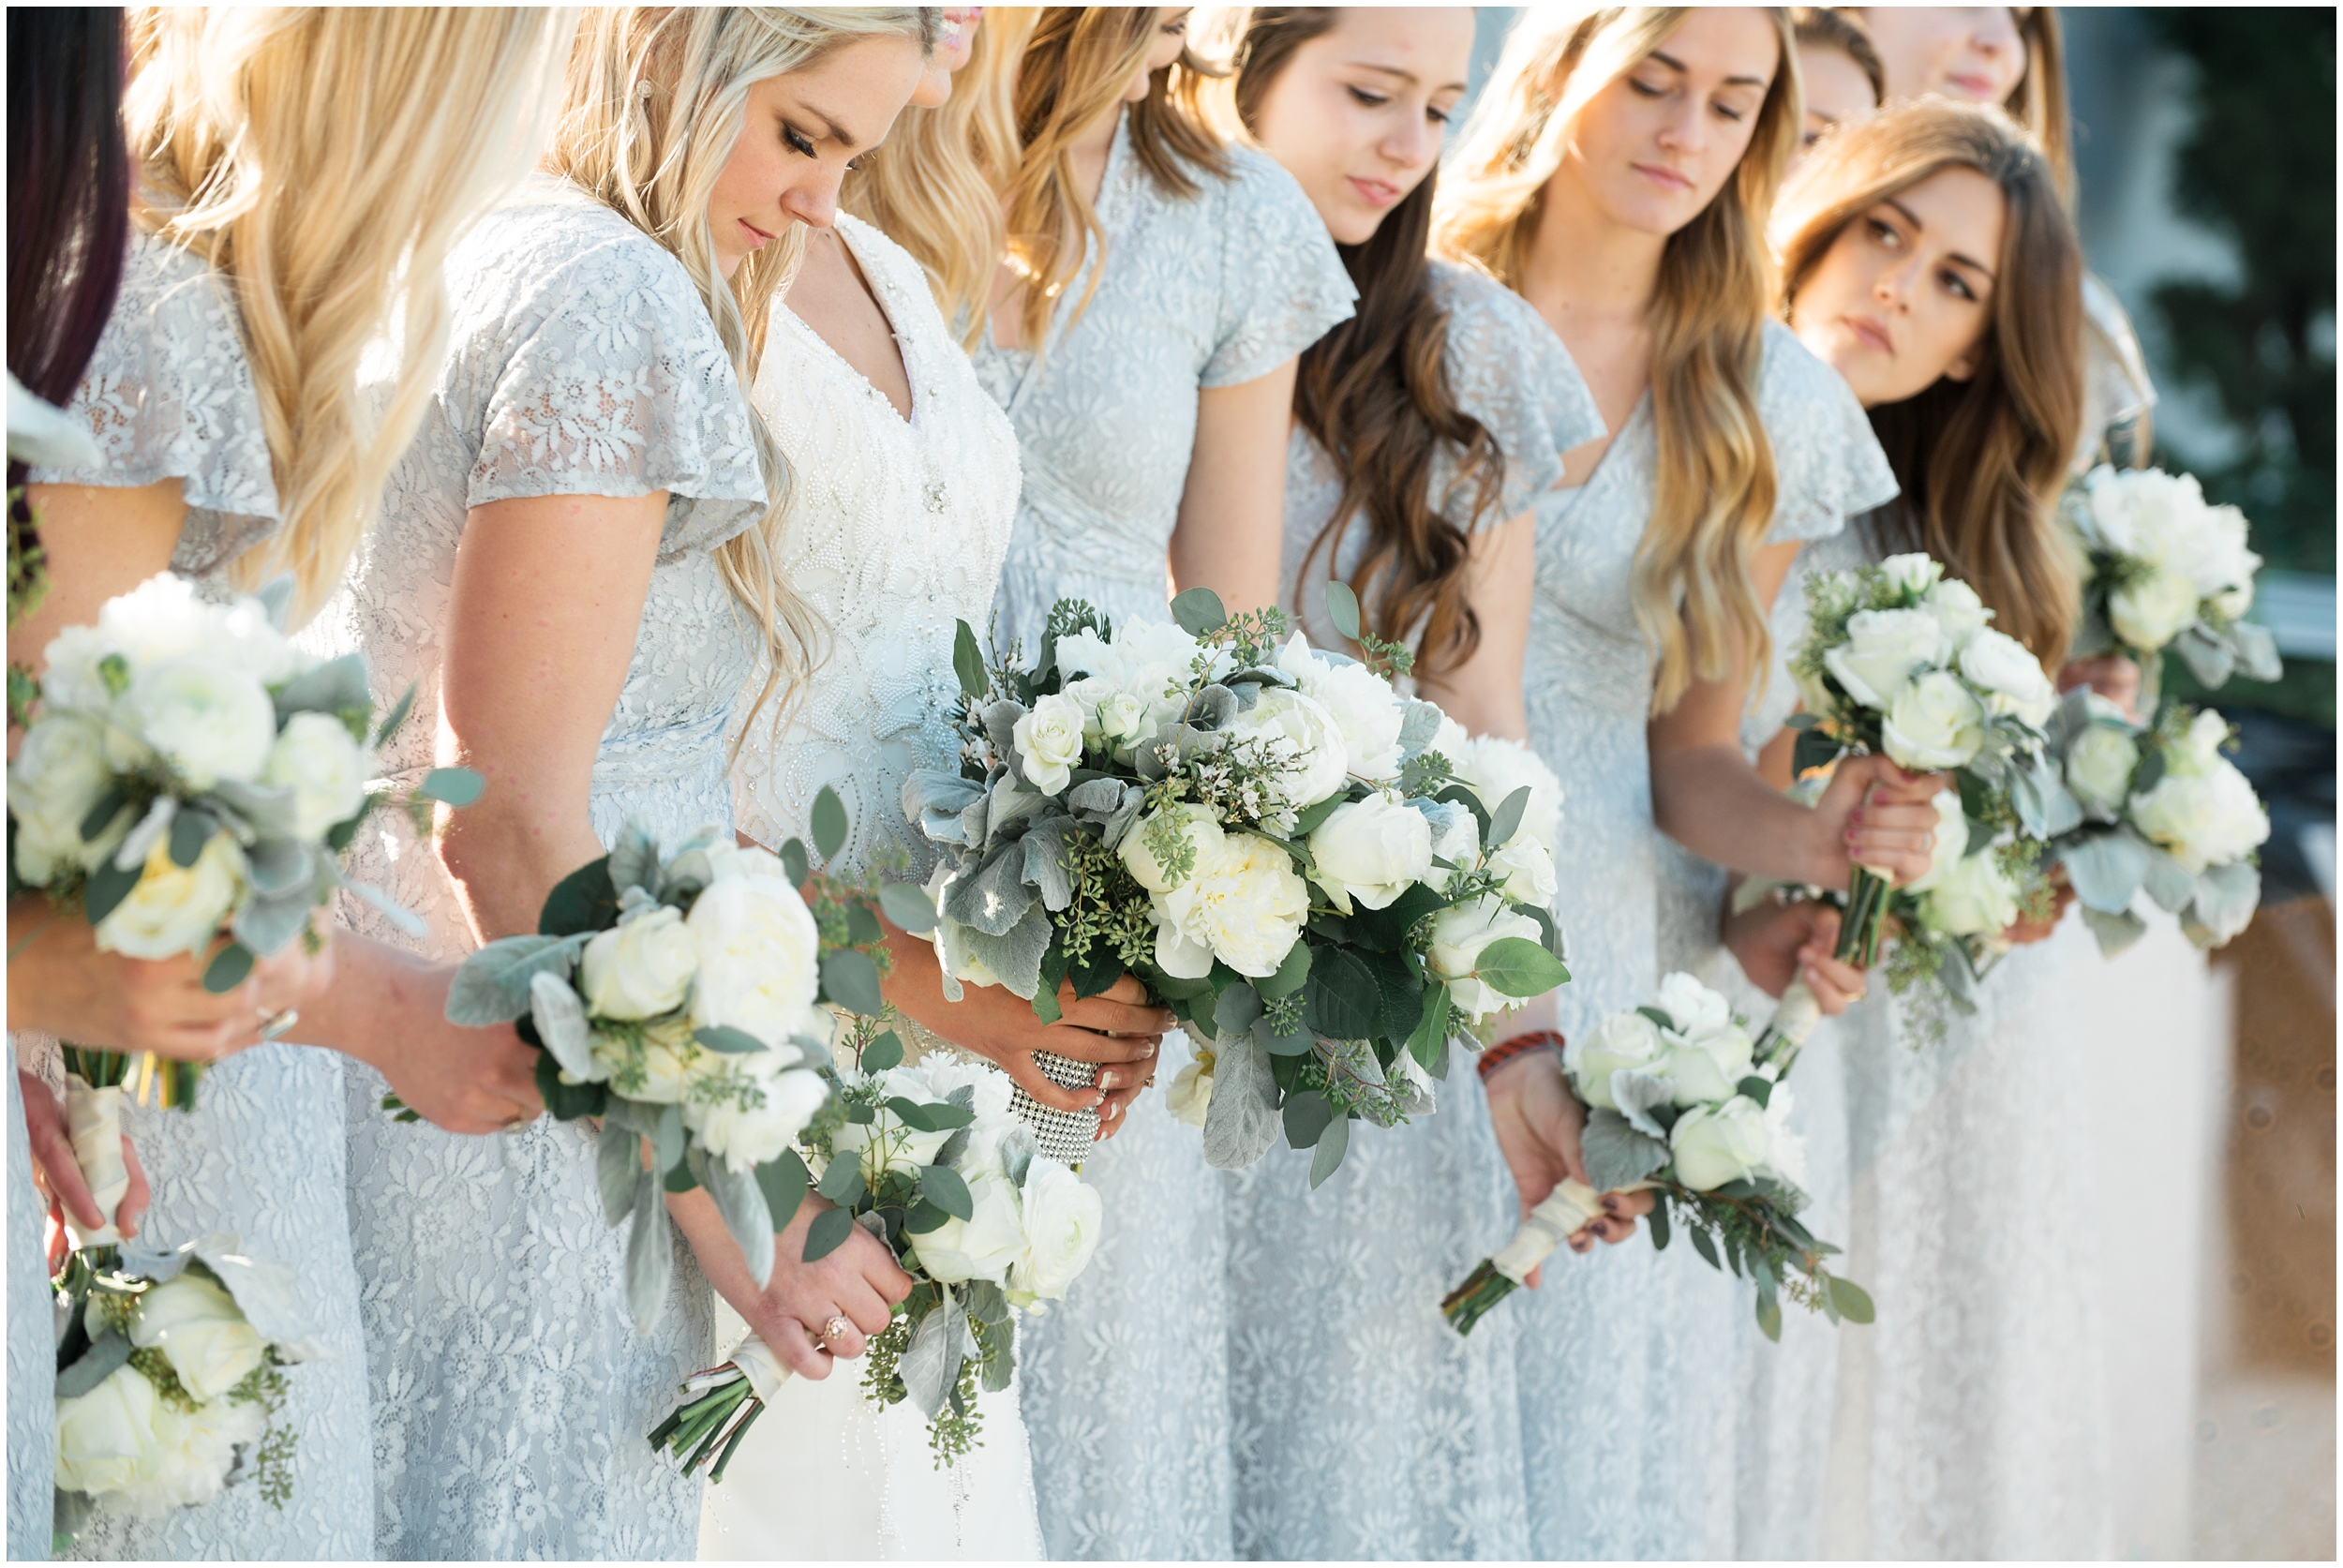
left=7, top=1067, right=55, bottom=1560
left=306, top=182, right=764, bottom=1561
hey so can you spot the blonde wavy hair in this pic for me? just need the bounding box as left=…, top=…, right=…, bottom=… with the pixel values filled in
left=550, top=7, right=935, bottom=737
left=1000, top=7, right=1231, bottom=351
left=1435, top=6, right=1800, bottom=715
left=844, top=8, right=1032, bottom=346
left=126, top=7, right=576, bottom=624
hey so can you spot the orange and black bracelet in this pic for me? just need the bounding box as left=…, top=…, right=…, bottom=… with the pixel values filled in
left=1477, top=1028, right=1566, bottom=1083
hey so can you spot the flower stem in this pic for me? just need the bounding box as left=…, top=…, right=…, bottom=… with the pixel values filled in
left=1439, top=1259, right=1519, bottom=1336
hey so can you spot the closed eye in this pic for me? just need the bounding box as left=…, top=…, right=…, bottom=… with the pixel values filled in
left=1347, top=85, right=1389, bottom=109
left=783, top=124, right=816, bottom=158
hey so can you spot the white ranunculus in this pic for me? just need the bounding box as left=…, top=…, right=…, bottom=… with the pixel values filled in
left=2065, top=723, right=2141, bottom=813
left=1878, top=552, right=1944, bottom=598
left=1653, top=972, right=1732, bottom=1036
left=114, top=656, right=277, bottom=788
left=1918, top=846, right=2022, bottom=936
left=1822, top=608, right=1946, bottom=710
left=1660, top=1023, right=1756, bottom=1109
left=1009, top=1157, right=1104, bottom=1305
left=1120, top=803, right=1224, bottom=894
left=95, top=832, right=246, bottom=962
left=1882, top=669, right=1987, bottom=770
left=1486, top=834, right=1557, bottom=905
left=1922, top=577, right=1992, bottom=648
left=131, top=1271, right=265, bottom=1401
left=1902, top=792, right=1970, bottom=894
left=1668, top=1096, right=1772, bottom=1191
left=1562, top=1009, right=1664, bottom=1110
left=2109, top=565, right=2201, bottom=651
left=1157, top=831, right=1310, bottom=978
left=55, top=1363, right=170, bottom=1499
left=136, top=1389, right=261, bottom=1513
left=7, top=712, right=121, bottom=885
left=683, top=1047, right=828, bottom=1173
left=2130, top=759, right=2271, bottom=874
left=580, top=905, right=698, bottom=1021
left=1427, top=895, right=1545, bottom=1021
left=1012, top=693, right=1087, bottom=795
left=1276, top=633, right=1404, bottom=781
left=915, top=1134, right=1026, bottom=1286
left=1306, top=793, right=1432, bottom=913
left=1164, top=1043, right=1215, bottom=1127
left=1223, top=686, right=1350, bottom=809
left=1454, top=735, right=1565, bottom=854
left=688, top=869, right=822, bottom=1039
left=261, top=710, right=370, bottom=840
left=1958, top=628, right=2056, bottom=726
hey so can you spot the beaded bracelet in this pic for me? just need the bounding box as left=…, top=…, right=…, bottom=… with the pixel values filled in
left=1477, top=1028, right=1566, bottom=1083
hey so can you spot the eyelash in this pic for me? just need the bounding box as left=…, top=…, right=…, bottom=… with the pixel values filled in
left=1344, top=85, right=1454, bottom=126
left=1626, top=76, right=1747, bottom=121
left=1868, top=219, right=1980, bottom=301
left=784, top=124, right=865, bottom=172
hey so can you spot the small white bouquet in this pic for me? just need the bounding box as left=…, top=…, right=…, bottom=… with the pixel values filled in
left=50, top=1235, right=327, bottom=1544
left=2063, top=465, right=2279, bottom=694
left=653, top=1040, right=1102, bottom=1474
left=904, top=586, right=1570, bottom=1182
left=1443, top=975, right=1869, bottom=1341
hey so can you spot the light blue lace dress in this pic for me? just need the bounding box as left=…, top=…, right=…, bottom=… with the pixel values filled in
left=971, top=113, right=1354, bottom=1561
left=1517, top=319, right=1893, bottom=1559
left=8, top=1068, right=54, bottom=1561
left=1223, top=261, right=1603, bottom=1561
left=17, top=232, right=376, bottom=1560
left=308, top=182, right=764, bottom=1561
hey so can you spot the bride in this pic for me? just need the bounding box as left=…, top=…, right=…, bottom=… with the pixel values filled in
left=701, top=12, right=1171, bottom=1559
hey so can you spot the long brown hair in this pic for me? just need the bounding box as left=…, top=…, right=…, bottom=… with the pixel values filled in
left=1215, top=7, right=1502, bottom=679
left=1776, top=98, right=2082, bottom=668
left=1001, top=7, right=1231, bottom=350
left=1436, top=6, right=1803, bottom=714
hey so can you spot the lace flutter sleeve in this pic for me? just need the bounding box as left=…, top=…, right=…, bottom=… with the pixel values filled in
left=1758, top=319, right=1901, bottom=546
left=1201, top=148, right=1357, bottom=390
left=467, top=220, right=768, bottom=561
left=25, top=232, right=280, bottom=577
left=1429, top=264, right=1607, bottom=525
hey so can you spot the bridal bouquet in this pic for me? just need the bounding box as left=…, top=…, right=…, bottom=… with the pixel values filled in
left=50, top=1235, right=326, bottom=1544
left=903, top=587, right=1570, bottom=1182
left=653, top=1041, right=1102, bottom=1476
left=1442, top=976, right=1870, bottom=1341
left=2063, top=465, right=2278, bottom=693
left=2036, top=691, right=2270, bottom=954
left=442, top=803, right=879, bottom=1332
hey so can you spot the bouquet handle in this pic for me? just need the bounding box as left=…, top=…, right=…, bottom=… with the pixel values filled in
left=1752, top=979, right=1823, bottom=1076
left=1492, top=1178, right=1606, bottom=1285
left=62, top=1073, right=128, bottom=1249
left=728, top=1334, right=795, bottom=1399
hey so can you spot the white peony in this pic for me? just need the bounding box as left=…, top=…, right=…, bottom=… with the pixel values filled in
left=1011, top=693, right=1086, bottom=795
left=1653, top=972, right=1732, bottom=1036
left=7, top=712, right=121, bottom=884
left=1877, top=552, right=1944, bottom=598
left=1119, top=802, right=1224, bottom=894
left=95, top=832, right=246, bottom=962
left=579, top=905, right=698, bottom=1021
left=1918, top=845, right=2022, bottom=937
left=2064, top=722, right=2141, bottom=813
left=683, top=1046, right=828, bottom=1173
left=1562, top=1009, right=1665, bottom=1110
left=130, top=1271, right=265, bottom=1401
left=2130, top=758, right=2270, bottom=874
left=1901, top=792, right=1971, bottom=894
left=113, top=656, right=278, bottom=788
left=1009, top=1157, right=1104, bottom=1304
left=1156, top=831, right=1310, bottom=979
left=1222, top=686, right=1350, bottom=809
left=95, top=575, right=303, bottom=687
left=1426, top=895, right=1545, bottom=1021
left=134, top=1390, right=261, bottom=1513
left=2178, top=500, right=2261, bottom=603
left=1958, top=628, right=2057, bottom=726
left=1668, top=1095, right=1773, bottom=1191
left=1306, top=793, right=1432, bottom=913
left=1921, top=577, right=1992, bottom=647
left=914, top=1132, right=1027, bottom=1286
left=1055, top=621, right=1220, bottom=746
left=1659, top=1023, right=1756, bottom=1109
left=260, top=710, right=371, bottom=840
left=55, top=1363, right=171, bottom=1500
left=1822, top=608, right=1946, bottom=710
left=1882, top=669, right=1986, bottom=770
left=688, top=869, right=823, bottom=1039
left=1276, top=633, right=1404, bottom=781
left=1453, top=735, right=1565, bottom=854
left=2109, top=565, right=2201, bottom=651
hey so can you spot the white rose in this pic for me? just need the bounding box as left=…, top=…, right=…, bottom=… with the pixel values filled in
left=1659, top=1023, right=1756, bottom=1108
left=1065, top=677, right=1149, bottom=753
left=2130, top=759, right=2270, bottom=875
left=260, top=710, right=369, bottom=840
left=1958, top=628, right=2057, bottom=727
left=1164, top=1043, right=1215, bottom=1127
left=1919, top=846, right=2022, bottom=936
left=1653, top=972, right=1731, bottom=1035
left=1921, top=577, right=1992, bottom=647
left=1454, top=735, right=1565, bottom=854
left=1486, top=834, right=1557, bottom=905
left=1120, top=802, right=1224, bottom=894
left=703, top=840, right=792, bottom=885
left=1562, top=1008, right=1664, bottom=1110
left=580, top=905, right=698, bottom=1021
left=688, top=870, right=822, bottom=1039
left=1223, top=686, right=1349, bottom=809
left=1306, top=793, right=1432, bottom=914
left=1902, top=792, right=1970, bottom=894
left=1668, top=1096, right=1772, bottom=1191
left=683, top=1048, right=828, bottom=1172
left=1882, top=669, right=1986, bottom=770
left=7, top=712, right=120, bottom=884
left=1427, top=895, right=1545, bottom=1021
left=1276, top=633, right=1403, bottom=781
left=1157, top=831, right=1310, bottom=979
left=1009, top=1157, right=1104, bottom=1304
left=54, top=1363, right=170, bottom=1499
left=1877, top=552, right=1944, bottom=598
left=134, top=1389, right=261, bottom=1513
left=592, top=1017, right=695, bottom=1103
left=2065, top=724, right=2141, bottom=813
left=915, top=1135, right=1027, bottom=1286
left=1421, top=800, right=1480, bottom=867
left=95, top=832, right=246, bottom=962
left=1822, top=608, right=1946, bottom=710
left=131, top=1271, right=265, bottom=1401
left=2109, top=565, right=2201, bottom=651
left=1011, top=693, right=1086, bottom=795
left=113, top=657, right=277, bottom=788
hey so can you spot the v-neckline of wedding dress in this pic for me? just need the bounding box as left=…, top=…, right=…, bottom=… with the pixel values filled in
left=778, top=217, right=922, bottom=432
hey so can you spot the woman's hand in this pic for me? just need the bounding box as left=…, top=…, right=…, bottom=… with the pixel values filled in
left=2058, top=654, right=2142, bottom=724
left=1723, top=899, right=1868, bottom=1012
left=19, top=1068, right=149, bottom=1247
left=670, top=1185, right=916, bottom=1381
left=1803, top=754, right=1949, bottom=890
left=1482, top=1049, right=1651, bottom=1282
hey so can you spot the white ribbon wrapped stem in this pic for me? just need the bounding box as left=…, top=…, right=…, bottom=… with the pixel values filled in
left=1488, top=1177, right=1604, bottom=1285
left=63, top=1073, right=129, bottom=1248
left=729, top=1333, right=796, bottom=1402
left=1765, top=979, right=1823, bottom=1053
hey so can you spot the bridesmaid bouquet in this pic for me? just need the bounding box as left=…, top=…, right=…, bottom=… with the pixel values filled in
left=652, top=1043, right=1102, bottom=1476
left=903, top=587, right=1569, bottom=1181
left=442, top=804, right=873, bottom=1333
left=2063, top=465, right=2278, bottom=694
left=1441, top=976, right=1871, bottom=1341
left=51, top=1235, right=325, bottom=1543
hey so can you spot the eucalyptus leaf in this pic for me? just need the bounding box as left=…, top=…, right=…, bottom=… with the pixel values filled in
left=878, top=880, right=937, bottom=934
left=1828, top=1275, right=1875, bottom=1323
left=811, top=786, right=849, bottom=862
left=201, top=942, right=255, bottom=994
left=373, top=682, right=418, bottom=749
left=1213, top=981, right=1263, bottom=1040
left=1322, top=579, right=1362, bottom=642
left=168, top=806, right=216, bottom=869
left=271, top=653, right=369, bottom=720
left=816, top=1154, right=867, bottom=1207
left=820, top=948, right=885, bottom=1017
left=953, top=620, right=990, bottom=702
left=1281, top=1088, right=1333, bottom=1150
left=652, top=1104, right=685, bottom=1176
left=1170, top=587, right=1228, bottom=636
left=1255, top=940, right=1311, bottom=1001
left=802, top=1206, right=856, bottom=1262
left=417, top=768, right=485, bottom=809
left=692, top=1025, right=766, bottom=1055
left=756, top=1149, right=810, bottom=1231
left=623, top=1171, right=674, bottom=1333
left=1306, top=1112, right=1351, bottom=1189
left=1472, top=936, right=1569, bottom=998
left=859, top=1031, right=905, bottom=1072
left=919, top=1164, right=975, bottom=1221
left=1486, top=786, right=1530, bottom=853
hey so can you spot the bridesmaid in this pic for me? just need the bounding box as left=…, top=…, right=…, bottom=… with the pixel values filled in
left=11, top=9, right=568, bottom=1557
left=320, top=11, right=932, bottom=1559
left=971, top=7, right=1355, bottom=1558
left=1433, top=8, right=1918, bottom=1556
left=1201, top=7, right=1605, bottom=1556
left=1790, top=6, right=1882, bottom=157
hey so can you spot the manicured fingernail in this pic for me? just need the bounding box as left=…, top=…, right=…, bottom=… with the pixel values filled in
left=1601, top=1195, right=1621, bottom=1215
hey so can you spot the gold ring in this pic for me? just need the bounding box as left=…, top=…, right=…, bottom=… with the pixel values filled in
left=821, top=1314, right=852, bottom=1346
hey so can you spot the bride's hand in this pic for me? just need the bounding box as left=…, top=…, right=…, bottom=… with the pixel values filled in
left=1483, top=1049, right=1649, bottom=1284
left=673, top=1184, right=915, bottom=1381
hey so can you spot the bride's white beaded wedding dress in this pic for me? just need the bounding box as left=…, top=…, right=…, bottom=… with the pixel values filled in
left=698, top=215, right=1033, bottom=1561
